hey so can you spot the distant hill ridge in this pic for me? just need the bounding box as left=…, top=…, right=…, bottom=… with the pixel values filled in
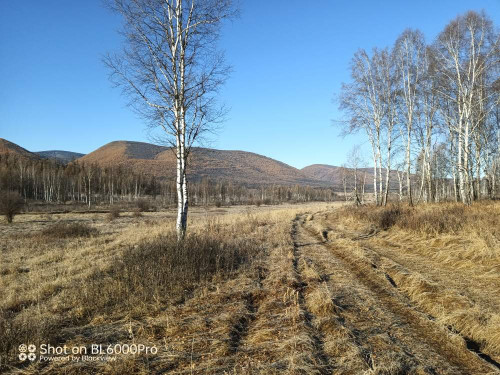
left=0, top=138, right=41, bottom=160
left=36, top=150, right=85, bottom=163
left=301, top=163, right=404, bottom=191
left=2, top=138, right=383, bottom=188
left=78, top=140, right=330, bottom=187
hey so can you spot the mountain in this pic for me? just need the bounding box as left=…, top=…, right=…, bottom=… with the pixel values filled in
left=302, top=164, right=401, bottom=191
left=301, top=164, right=344, bottom=186
left=0, top=138, right=41, bottom=160
left=36, top=150, right=85, bottom=163
left=77, top=141, right=329, bottom=187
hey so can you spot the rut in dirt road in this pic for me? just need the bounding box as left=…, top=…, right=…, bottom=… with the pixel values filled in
left=291, top=213, right=497, bottom=375
left=291, top=218, right=334, bottom=374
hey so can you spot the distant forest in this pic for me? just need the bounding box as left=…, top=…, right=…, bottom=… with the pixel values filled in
left=0, top=153, right=338, bottom=208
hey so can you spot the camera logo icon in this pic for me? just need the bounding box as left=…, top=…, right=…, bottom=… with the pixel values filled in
left=18, top=344, right=37, bottom=361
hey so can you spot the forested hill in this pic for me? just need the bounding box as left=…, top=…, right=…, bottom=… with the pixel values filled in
left=301, top=164, right=402, bottom=191
left=77, top=140, right=330, bottom=187
left=36, top=150, right=85, bottom=163
left=0, top=138, right=41, bottom=160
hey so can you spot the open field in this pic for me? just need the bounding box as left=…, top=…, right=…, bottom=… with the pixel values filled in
left=1, top=201, right=499, bottom=374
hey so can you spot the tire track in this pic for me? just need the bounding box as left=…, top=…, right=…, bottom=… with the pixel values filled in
left=228, top=292, right=258, bottom=354
left=296, top=213, right=496, bottom=375
left=291, top=216, right=334, bottom=374
left=319, top=212, right=500, bottom=371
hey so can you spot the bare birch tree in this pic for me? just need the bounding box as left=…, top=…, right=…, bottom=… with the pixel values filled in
left=394, top=29, right=427, bottom=206
left=346, top=145, right=366, bottom=205
left=339, top=10, right=499, bottom=205
left=415, top=47, right=439, bottom=203
left=377, top=49, right=397, bottom=206
left=105, top=0, right=235, bottom=239
left=339, top=49, right=387, bottom=205
left=433, top=11, right=499, bottom=204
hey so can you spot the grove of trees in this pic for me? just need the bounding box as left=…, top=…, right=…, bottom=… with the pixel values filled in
left=339, top=10, right=500, bottom=205
left=0, top=153, right=338, bottom=211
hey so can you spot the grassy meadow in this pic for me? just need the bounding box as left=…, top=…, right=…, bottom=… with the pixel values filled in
left=0, top=200, right=499, bottom=374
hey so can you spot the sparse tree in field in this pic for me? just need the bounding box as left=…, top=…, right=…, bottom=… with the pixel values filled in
left=340, top=165, right=349, bottom=202
left=104, top=0, right=235, bottom=240
left=0, top=190, right=24, bottom=223
left=346, top=145, right=366, bottom=205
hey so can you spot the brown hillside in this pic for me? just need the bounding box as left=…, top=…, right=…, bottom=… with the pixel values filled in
left=77, top=141, right=329, bottom=187
left=302, top=164, right=344, bottom=184
left=302, top=164, right=401, bottom=191
left=0, top=138, right=41, bottom=160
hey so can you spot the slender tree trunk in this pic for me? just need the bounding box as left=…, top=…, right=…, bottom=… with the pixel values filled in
left=383, top=139, right=392, bottom=206
left=458, top=125, right=468, bottom=204
left=406, top=129, right=412, bottom=206
left=372, top=153, right=378, bottom=205
left=417, top=155, right=425, bottom=204
left=475, top=143, right=481, bottom=201
left=176, top=129, right=188, bottom=240
left=377, top=154, right=383, bottom=205
left=397, top=170, right=403, bottom=202
left=463, top=123, right=471, bottom=205
left=361, top=172, right=366, bottom=204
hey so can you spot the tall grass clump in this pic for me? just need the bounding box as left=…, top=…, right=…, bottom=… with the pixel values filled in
left=345, top=202, right=500, bottom=236
left=76, top=230, right=261, bottom=319
left=348, top=204, right=404, bottom=230
left=41, top=222, right=99, bottom=238
left=397, top=205, right=465, bottom=234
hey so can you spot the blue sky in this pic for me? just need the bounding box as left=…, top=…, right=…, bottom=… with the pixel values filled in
left=1, top=1, right=499, bottom=168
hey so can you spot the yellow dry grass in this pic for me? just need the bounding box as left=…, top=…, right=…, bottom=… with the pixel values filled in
left=2, top=200, right=498, bottom=374
left=311, top=201, right=500, bottom=367
left=0, top=202, right=335, bottom=374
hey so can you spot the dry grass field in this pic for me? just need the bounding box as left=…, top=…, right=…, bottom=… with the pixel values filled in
left=1, top=201, right=499, bottom=374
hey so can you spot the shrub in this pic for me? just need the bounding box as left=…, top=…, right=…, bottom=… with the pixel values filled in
left=378, top=206, right=402, bottom=230
left=107, top=206, right=121, bottom=221
left=136, top=199, right=150, bottom=212
left=215, top=200, right=222, bottom=208
left=41, top=222, right=98, bottom=238
left=0, top=191, right=24, bottom=223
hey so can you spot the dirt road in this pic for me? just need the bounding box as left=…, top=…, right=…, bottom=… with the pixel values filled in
left=291, top=212, right=499, bottom=374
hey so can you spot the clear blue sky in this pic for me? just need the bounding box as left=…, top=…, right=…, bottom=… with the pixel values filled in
left=1, top=0, right=499, bottom=168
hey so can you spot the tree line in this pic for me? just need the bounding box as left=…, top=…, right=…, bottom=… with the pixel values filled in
left=339, top=10, right=500, bottom=205
left=0, top=153, right=337, bottom=209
